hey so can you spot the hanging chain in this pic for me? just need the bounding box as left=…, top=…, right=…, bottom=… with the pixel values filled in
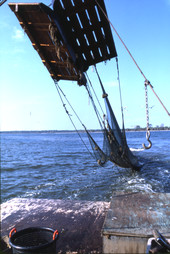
left=145, top=81, right=150, bottom=131
left=143, top=80, right=152, bottom=149
left=95, top=0, right=170, bottom=117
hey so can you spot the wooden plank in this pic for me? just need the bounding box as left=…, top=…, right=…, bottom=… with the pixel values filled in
left=102, top=192, right=170, bottom=254
left=8, top=3, right=81, bottom=83
left=103, top=192, right=170, bottom=236
left=9, top=0, right=117, bottom=82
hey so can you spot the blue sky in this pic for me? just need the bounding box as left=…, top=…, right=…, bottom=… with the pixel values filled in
left=0, top=0, right=170, bottom=131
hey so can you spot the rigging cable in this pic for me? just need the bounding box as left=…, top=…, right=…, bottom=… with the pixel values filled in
left=54, top=80, right=95, bottom=159
left=85, top=73, right=105, bottom=129
left=0, top=0, right=7, bottom=7
left=95, top=0, right=170, bottom=117
left=83, top=75, right=110, bottom=164
left=116, top=57, right=125, bottom=132
left=86, top=72, right=105, bottom=116
left=95, top=0, right=169, bottom=151
left=94, top=65, right=107, bottom=96
left=85, top=72, right=134, bottom=170
left=93, top=66, right=134, bottom=173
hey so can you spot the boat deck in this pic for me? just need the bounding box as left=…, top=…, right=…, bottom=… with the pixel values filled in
left=1, top=198, right=109, bottom=253
left=1, top=192, right=170, bottom=253
left=102, top=192, right=170, bottom=253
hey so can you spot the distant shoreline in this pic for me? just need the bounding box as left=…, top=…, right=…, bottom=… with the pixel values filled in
left=1, top=127, right=169, bottom=134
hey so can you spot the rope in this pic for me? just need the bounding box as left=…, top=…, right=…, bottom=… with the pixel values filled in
left=85, top=84, right=104, bottom=130
left=147, top=81, right=170, bottom=116
left=85, top=73, right=104, bottom=129
left=55, top=81, right=84, bottom=126
left=116, top=57, right=125, bottom=131
left=94, top=65, right=106, bottom=95
left=54, top=80, right=95, bottom=159
left=86, top=72, right=105, bottom=116
left=95, top=0, right=170, bottom=117
left=0, top=0, right=7, bottom=7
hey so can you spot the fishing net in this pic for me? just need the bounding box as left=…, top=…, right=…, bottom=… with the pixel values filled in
left=85, top=69, right=140, bottom=170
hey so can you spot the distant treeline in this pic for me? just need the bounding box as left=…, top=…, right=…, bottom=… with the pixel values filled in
left=1, top=126, right=169, bottom=134
left=126, top=126, right=170, bottom=131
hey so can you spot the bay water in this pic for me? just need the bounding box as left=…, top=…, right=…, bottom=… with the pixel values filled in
left=1, top=130, right=170, bottom=203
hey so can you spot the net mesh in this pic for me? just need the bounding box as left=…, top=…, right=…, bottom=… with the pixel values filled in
left=86, top=73, right=140, bottom=170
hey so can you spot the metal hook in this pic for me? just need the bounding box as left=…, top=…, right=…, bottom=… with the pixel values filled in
left=143, top=139, right=152, bottom=150
left=143, top=129, right=152, bottom=150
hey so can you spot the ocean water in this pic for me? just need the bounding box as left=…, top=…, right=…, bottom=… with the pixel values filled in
left=1, top=130, right=170, bottom=203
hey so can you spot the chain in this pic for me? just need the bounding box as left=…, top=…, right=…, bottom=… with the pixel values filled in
left=145, top=80, right=150, bottom=131
left=143, top=80, right=152, bottom=149
left=95, top=0, right=170, bottom=117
